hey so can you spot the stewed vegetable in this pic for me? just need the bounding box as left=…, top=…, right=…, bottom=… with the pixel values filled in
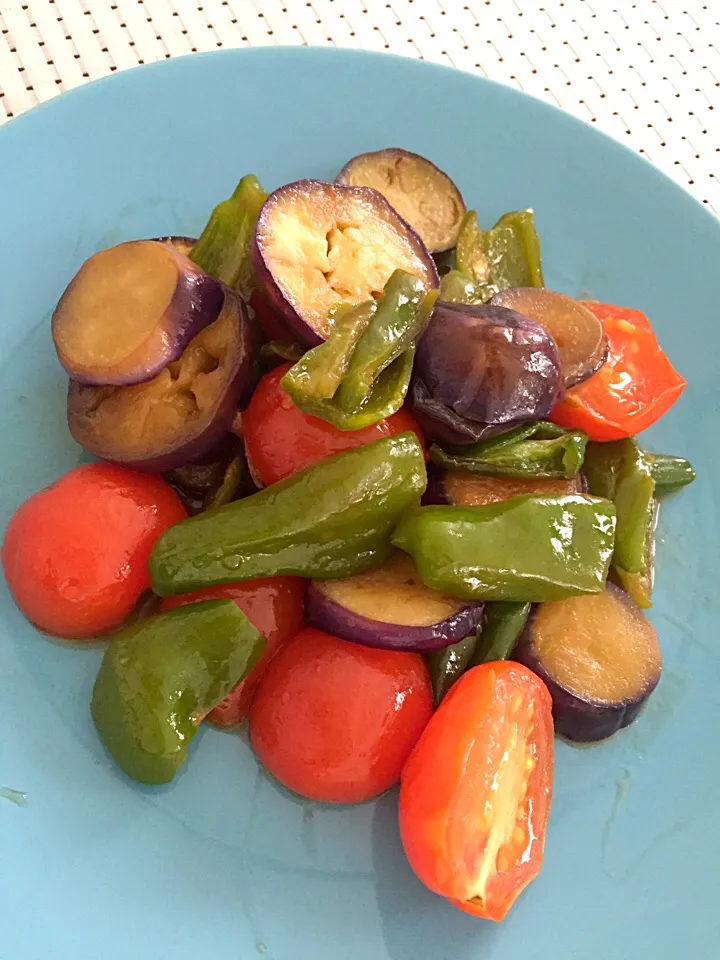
left=336, top=148, right=466, bottom=253
left=3, top=148, right=699, bottom=925
left=513, top=584, right=662, bottom=742
left=53, top=241, right=224, bottom=386
left=253, top=179, right=438, bottom=344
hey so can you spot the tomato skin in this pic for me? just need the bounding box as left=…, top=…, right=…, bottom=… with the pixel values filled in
left=400, top=662, right=553, bottom=922
left=550, top=302, right=687, bottom=441
left=243, top=364, right=426, bottom=486
left=249, top=628, right=433, bottom=803
left=161, top=577, right=305, bottom=725
left=2, top=464, right=186, bottom=639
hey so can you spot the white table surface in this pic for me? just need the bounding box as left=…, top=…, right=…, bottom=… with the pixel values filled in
left=1, top=0, right=718, bottom=214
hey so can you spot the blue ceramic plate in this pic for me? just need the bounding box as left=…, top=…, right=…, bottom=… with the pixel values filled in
left=1, top=48, right=718, bottom=960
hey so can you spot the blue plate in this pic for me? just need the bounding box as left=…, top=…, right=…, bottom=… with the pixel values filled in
left=1, top=48, right=718, bottom=960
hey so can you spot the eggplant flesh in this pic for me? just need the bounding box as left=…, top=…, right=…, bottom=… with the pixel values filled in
left=67, top=291, right=255, bottom=472
left=513, top=583, right=662, bottom=742
left=425, top=469, right=584, bottom=507
left=336, top=148, right=466, bottom=253
left=252, top=179, right=438, bottom=345
left=307, top=552, right=484, bottom=652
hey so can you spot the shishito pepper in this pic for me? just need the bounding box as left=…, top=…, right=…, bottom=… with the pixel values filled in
left=427, top=634, right=478, bottom=706
left=392, top=495, right=616, bottom=602
left=470, top=601, right=531, bottom=666
left=646, top=453, right=696, bottom=497
left=91, top=600, right=265, bottom=784
left=150, top=432, right=427, bottom=596
left=430, top=422, right=587, bottom=480
left=282, top=271, right=436, bottom=431
left=441, top=209, right=544, bottom=304
left=190, top=174, right=267, bottom=296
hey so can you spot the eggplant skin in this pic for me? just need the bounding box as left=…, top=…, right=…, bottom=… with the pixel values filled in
left=513, top=585, right=662, bottom=742
left=67, top=291, right=256, bottom=473
left=306, top=581, right=483, bottom=653
left=252, top=179, right=439, bottom=346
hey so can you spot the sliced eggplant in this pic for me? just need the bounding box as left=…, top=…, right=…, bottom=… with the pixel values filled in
left=52, top=241, right=224, bottom=386
left=252, top=179, right=438, bottom=345
left=306, top=551, right=484, bottom=652
left=415, top=302, right=565, bottom=426
left=491, top=288, right=607, bottom=387
left=156, top=235, right=197, bottom=257
left=513, top=584, right=662, bottom=742
left=67, top=290, right=256, bottom=472
left=336, top=148, right=466, bottom=253
left=424, top=468, right=584, bottom=506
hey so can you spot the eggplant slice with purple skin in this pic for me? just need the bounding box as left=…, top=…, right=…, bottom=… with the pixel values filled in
left=491, top=287, right=607, bottom=387
left=67, top=290, right=256, bottom=473
left=252, top=179, right=438, bottom=346
left=414, top=301, right=565, bottom=429
left=513, top=583, right=662, bottom=742
left=307, top=551, right=484, bottom=652
left=336, top=148, right=466, bottom=254
left=53, top=240, right=224, bottom=386
left=423, top=466, right=584, bottom=506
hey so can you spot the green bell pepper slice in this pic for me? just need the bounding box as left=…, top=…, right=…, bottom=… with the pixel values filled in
left=426, top=634, right=478, bottom=706
left=584, top=438, right=655, bottom=575
left=444, top=209, right=544, bottom=304
left=646, top=453, right=696, bottom=497
left=613, top=499, right=659, bottom=609
left=282, top=301, right=377, bottom=401
left=470, top=601, right=531, bottom=666
left=430, top=422, right=587, bottom=479
left=392, top=495, right=616, bottom=602
left=150, top=432, right=427, bottom=596
left=336, top=271, right=437, bottom=412
left=282, top=271, right=435, bottom=430
left=190, top=174, right=267, bottom=296
left=91, top=600, right=265, bottom=785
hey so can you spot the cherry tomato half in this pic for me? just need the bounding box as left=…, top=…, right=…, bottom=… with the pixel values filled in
left=242, top=363, right=425, bottom=486
left=400, top=661, right=554, bottom=922
left=161, top=577, right=305, bottom=725
left=249, top=627, right=433, bottom=803
left=2, top=463, right=186, bottom=639
left=550, top=301, right=686, bottom=441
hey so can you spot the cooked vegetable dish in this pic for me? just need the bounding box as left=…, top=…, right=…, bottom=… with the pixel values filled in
left=1, top=149, right=694, bottom=923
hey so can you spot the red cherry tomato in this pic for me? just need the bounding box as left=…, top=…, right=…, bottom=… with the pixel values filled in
left=550, top=301, right=687, bottom=441
left=400, top=662, right=554, bottom=922
left=242, top=364, right=426, bottom=486
left=249, top=627, right=433, bottom=803
left=161, top=577, right=305, bottom=725
left=2, top=463, right=186, bottom=639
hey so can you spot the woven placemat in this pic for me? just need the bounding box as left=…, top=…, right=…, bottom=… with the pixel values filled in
left=1, top=0, right=718, bottom=213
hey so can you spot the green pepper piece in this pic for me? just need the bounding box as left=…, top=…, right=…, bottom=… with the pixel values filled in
left=150, top=432, right=427, bottom=596
left=259, top=341, right=305, bottom=366
left=91, top=600, right=265, bottom=785
left=430, top=422, right=587, bottom=479
left=283, top=348, right=415, bottom=431
left=438, top=269, right=486, bottom=305
left=470, top=601, right=531, bottom=666
left=427, top=634, right=478, bottom=706
left=392, top=495, right=616, bottom=602
left=585, top=439, right=655, bottom=575
left=205, top=456, right=246, bottom=510
left=336, top=272, right=437, bottom=412
left=282, top=301, right=377, bottom=402
left=646, top=453, right=696, bottom=496
left=484, top=210, right=544, bottom=293
left=613, top=499, right=659, bottom=609
left=455, top=211, right=492, bottom=285
left=190, top=174, right=267, bottom=296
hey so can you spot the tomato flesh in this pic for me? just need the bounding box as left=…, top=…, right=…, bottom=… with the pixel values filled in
left=242, top=364, right=425, bottom=486
left=161, top=577, right=305, bottom=725
left=399, top=661, right=553, bottom=922
left=550, top=301, right=686, bottom=441
left=249, top=627, right=433, bottom=803
left=2, top=464, right=186, bottom=639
